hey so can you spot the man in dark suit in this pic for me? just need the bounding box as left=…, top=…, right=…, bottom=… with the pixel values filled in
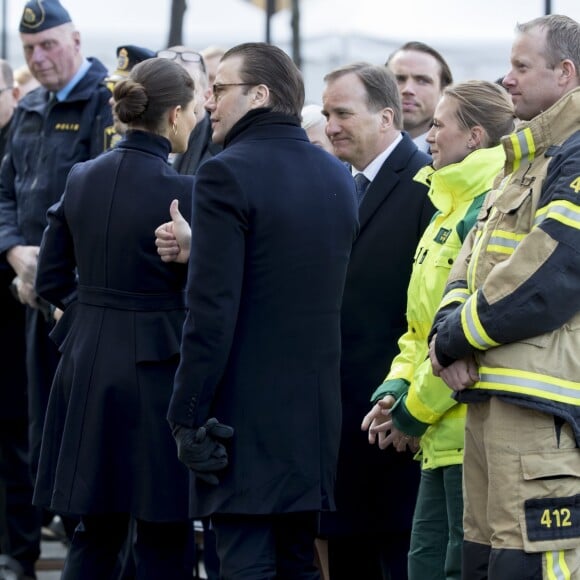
left=320, top=63, right=434, bottom=579
left=166, top=42, right=359, bottom=578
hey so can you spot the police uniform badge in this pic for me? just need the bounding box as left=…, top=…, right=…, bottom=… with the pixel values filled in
left=22, top=2, right=45, bottom=29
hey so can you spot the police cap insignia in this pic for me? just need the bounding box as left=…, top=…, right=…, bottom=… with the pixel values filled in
left=19, top=0, right=72, bottom=33
left=118, top=48, right=130, bottom=73
left=106, top=45, right=156, bottom=83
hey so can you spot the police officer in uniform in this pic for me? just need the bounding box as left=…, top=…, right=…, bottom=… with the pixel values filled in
left=0, top=2, right=113, bottom=576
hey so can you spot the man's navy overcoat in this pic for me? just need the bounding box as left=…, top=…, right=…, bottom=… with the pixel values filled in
left=168, top=111, right=359, bottom=518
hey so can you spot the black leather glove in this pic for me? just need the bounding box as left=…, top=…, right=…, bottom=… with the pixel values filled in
left=204, top=417, right=234, bottom=441
left=172, top=418, right=234, bottom=485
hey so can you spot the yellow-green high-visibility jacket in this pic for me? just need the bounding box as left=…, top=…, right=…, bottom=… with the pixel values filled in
left=373, top=145, right=505, bottom=469
left=432, top=88, right=580, bottom=446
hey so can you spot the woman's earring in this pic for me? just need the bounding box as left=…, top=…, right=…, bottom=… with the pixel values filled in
left=172, top=122, right=178, bottom=135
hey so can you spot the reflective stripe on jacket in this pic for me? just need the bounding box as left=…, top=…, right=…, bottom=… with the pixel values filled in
left=434, top=88, right=580, bottom=445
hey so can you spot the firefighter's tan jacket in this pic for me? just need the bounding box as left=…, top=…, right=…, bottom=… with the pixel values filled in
left=433, top=88, right=580, bottom=444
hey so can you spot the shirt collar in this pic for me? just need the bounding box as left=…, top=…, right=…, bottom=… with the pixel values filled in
left=55, top=59, right=91, bottom=102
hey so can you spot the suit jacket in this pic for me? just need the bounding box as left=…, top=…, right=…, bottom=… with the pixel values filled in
left=323, top=132, right=434, bottom=536
left=34, top=131, right=193, bottom=521
left=172, top=112, right=222, bottom=176
left=167, top=110, right=359, bottom=518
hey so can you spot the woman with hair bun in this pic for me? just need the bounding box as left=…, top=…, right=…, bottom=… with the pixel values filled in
left=33, top=58, right=198, bottom=579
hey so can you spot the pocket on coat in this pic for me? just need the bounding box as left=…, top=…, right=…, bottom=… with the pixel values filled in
left=48, top=301, right=78, bottom=352
left=518, top=449, right=580, bottom=553
left=434, top=244, right=460, bottom=271
left=494, top=187, right=532, bottom=214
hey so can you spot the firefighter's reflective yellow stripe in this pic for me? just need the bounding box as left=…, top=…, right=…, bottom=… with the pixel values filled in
left=534, top=199, right=580, bottom=230
left=487, top=230, right=526, bottom=255
left=546, top=550, right=571, bottom=580
left=478, top=367, right=580, bottom=405
left=438, top=287, right=471, bottom=310
left=460, top=291, right=501, bottom=350
left=509, top=127, right=536, bottom=172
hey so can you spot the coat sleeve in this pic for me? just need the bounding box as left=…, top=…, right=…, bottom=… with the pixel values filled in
left=167, top=157, right=248, bottom=428
left=392, top=356, right=457, bottom=436
left=436, top=145, right=580, bottom=364
left=0, top=146, right=26, bottom=257
left=35, top=172, right=78, bottom=310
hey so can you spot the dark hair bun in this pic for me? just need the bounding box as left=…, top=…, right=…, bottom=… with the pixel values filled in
left=113, top=79, right=148, bottom=124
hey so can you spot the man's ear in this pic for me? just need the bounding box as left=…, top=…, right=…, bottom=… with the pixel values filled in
left=72, top=30, right=81, bottom=52
left=380, top=107, right=394, bottom=129
left=560, top=59, right=576, bottom=86
left=250, top=84, right=270, bottom=109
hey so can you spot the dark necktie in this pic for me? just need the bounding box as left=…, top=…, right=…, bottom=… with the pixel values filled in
left=354, top=173, right=370, bottom=205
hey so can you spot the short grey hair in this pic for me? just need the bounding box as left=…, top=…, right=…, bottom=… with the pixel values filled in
left=324, top=63, right=403, bottom=129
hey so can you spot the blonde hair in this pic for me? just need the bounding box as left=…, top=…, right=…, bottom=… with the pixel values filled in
left=444, top=80, right=515, bottom=146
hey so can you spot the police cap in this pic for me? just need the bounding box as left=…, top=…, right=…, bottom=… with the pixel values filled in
left=106, top=45, right=156, bottom=83
left=20, top=0, right=72, bottom=33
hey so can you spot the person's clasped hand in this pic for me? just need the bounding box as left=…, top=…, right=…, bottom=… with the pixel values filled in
left=361, top=394, right=396, bottom=446
left=439, top=356, right=479, bottom=392
left=172, top=418, right=234, bottom=485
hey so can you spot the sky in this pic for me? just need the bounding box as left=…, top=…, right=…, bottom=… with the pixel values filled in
left=3, top=0, right=580, bottom=100
left=4, top=0, right=580, bottom=64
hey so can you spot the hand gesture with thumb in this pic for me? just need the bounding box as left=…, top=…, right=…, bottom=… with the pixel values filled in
left=155, top=199, right=192, bottom=263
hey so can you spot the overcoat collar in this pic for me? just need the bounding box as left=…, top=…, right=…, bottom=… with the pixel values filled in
left=358, top=132, right=419, bottom=232
left=223, top=108, right=301, bottom=148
